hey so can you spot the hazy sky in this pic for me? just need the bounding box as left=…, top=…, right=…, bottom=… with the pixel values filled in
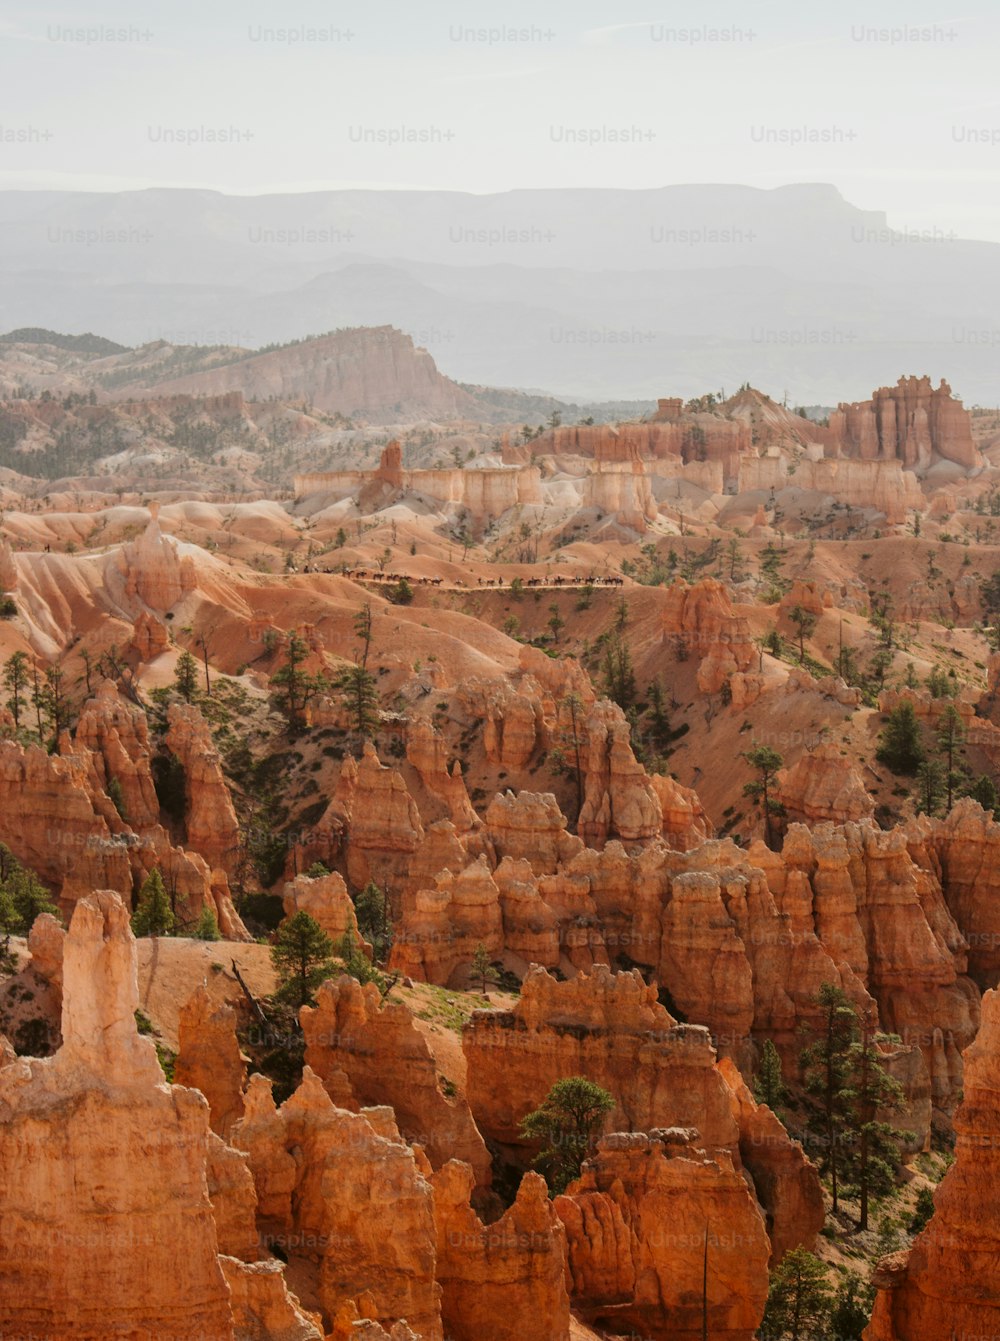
left=3, top=0, right=999, bottom=238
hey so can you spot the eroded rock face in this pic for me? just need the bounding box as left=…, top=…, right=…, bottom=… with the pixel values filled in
left=0, top=891, right=234, bottom=1340
left=115, top=511, right=198, bottom=612
left=325, top=744, right=425, bottom=901
left=775, top=743, right=875, bottom=826
left=230, top=1070, right=443, bottom=1338
left=718, top=1058, right=825, bottom=1262
left=432, top=1162, right=570, bottom=1341
left=166, top=702, right=241, bottom=876
left=391, top=855, right=504, bottom=986
left=865, top=988, right=1000, bottom=1340
left=661, top=578, right=756, bottom=695
left=301, top=975, right=491, bottom=1187
left=463, top=965, right=739, bottom=1156
left=829, top=375, right=979, bottom=474
left=556, top=1130, right=770, bottom=1341
left=175, top=985, right=247, bottom=1139
left=0, top=681, right=247, bottom=937
left=282, top=869, right=365, bottom=947
left=405, top=718, right=478, bottom=830
left=485, top=791, right=583, bottom=874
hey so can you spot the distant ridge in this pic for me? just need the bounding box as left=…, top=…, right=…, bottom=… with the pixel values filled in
left=0, top=328, right=129, bottom=357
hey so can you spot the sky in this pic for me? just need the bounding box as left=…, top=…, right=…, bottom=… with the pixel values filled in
left=2, top=0, right=999, bottom=239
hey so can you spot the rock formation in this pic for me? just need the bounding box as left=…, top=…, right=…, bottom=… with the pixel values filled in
left=866, top=987, right=1000, bottom=1339
left=0, top=892, right=234, bottom=1339
left=718, top=1058, right=825, bottom=1261
left=464, top=965, right=740, bottom=1155
left=829, top=375, right=979, bottom=473
left=661, top=578, right=756, bottom=694
left=556, top=1129, right=770, bottom=1340
left=166, top=702, right=241, bottom=875
left=114, top=508, right=198, bottom=611
left=282, top=868, right=366, bottom=946
left=775, top=743, right=876, bottom=826
left=175, top=985, right=247, bottom=1139
left=432, top=1162, right=570, bottom=1341
left=230, top=1069, right=443, bottom=1338
left=301, top=975, right=491, bottom=1186
left=324, top=744, right=425, bottom=902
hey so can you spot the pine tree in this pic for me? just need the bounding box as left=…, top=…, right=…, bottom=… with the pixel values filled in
left=788, top=605, right=817, bottom=664
left=271, top=910, right=336, bottom=1007
left=876, top=701, right=925, bottom=775
left=192, top=903, right=222, bottom=941
left=0, top=844, right=58, bottom=933
left=916, top=758, right=945, bottom=816
left=753, top=1039, right=787, bottom=1112
left=936, top=703, right=966, bottom=812
left=800, top=982, right=858, bottom=1215
left=354, top=881, right=393, bottom=962
left=761, top=1247, right=833, bottom=1340
left=519, top=1076, right=615, bottom=1193
left=335, top=928, right=382, bottom=987
left=335, top=663, right=379, bottom=737
left=174, top=650, right=199, bottom=702
left=601, top=635, right=635, bottom=710
left=742, top=743, right=785, bottom=849
left=131, top=869, right=175, bottom=938
left=966, top=774, right=999, bottom=815
left=2, top=651, right=29, bottom=729
left=470, top=941, right=500, bottom=997
left=271, top=631, right=328, bottom=732
left=844, top=1019, right=912, bottom=1230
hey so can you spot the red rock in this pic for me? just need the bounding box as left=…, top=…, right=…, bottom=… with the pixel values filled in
left=556, top=1129, right=770, bottom=1340
left=865, top=987, right=1000, bottom=1339
left=166, top=702, right=242, bottom=876
left=0, top=892, right=234, bottom=1340
left=301, top=975, right=491, bottom=1187
left=463, top=965, right=739, bottom=1156
left=175, top=985, right=247, bottom=1139
left=431, top=1162, right=570, bottom=1341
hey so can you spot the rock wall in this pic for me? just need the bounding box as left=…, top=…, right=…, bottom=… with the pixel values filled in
left=301, top=975, right=491, bottom=1187
left=828, top=375, right=979, bottom=473
left=737, top=455, right=924, bottom=523
left=0, top=892, right=234, bottom=1340
left=866, top=987, right=1000, bottom=1339
left=556, top=1129, right=770, bottom=1341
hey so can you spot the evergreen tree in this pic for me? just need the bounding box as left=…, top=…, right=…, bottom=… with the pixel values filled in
left=174, top=650, right=199, bottom=702
left=800, top=982, right=858, bottom=1215
left=844, top=1019, right=912, bottom=1229
left=965, top=773, right=999, bottom=815
left=601, top=635, right=635, bottom=710
left=916, top=758, right=945, bottom=816
left=271, top=631, right=328, bottom=732
left=192, top=903, right=222, bottom=941
left=271, top=910, right=336, bottom=1007
left=519, top=1076, right=615, bottom=1193
left=788, top=605, right=817, bottom=663
left=335, top=928, right=382, bottom=987
left=335, top=663, right=380, bottom=737
left=742, top=743, right=785, bottom=849
left=876, top=701, right=925, bottom=775
left=753, top=1038, right=787, bottom=1112
left=936, top=703, right=966, bottom=812
left=0, top=844, right=58, bottom=938
left=760, top=1247, right=833, bottom=1341
left=354, top=881, right=393, bottom=962
left=470, top=941, right=500, bottom=996
left=829, top=1271, right=875, bottom=1341
left=2, top=651, right=29, bottom=729
left=131, top=869, right=175, bottom=938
